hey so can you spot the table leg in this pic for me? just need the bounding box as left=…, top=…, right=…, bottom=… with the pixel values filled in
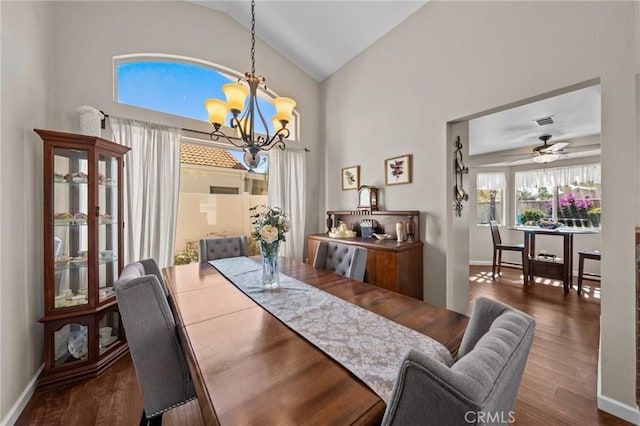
left=562, top=234, right=571, bottom=294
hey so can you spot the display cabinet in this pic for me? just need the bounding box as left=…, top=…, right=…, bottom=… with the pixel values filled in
left=35, top=129, right=130, bottom=389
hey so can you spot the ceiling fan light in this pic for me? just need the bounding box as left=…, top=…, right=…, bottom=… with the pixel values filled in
left=533, top=153, right=560, bottom=164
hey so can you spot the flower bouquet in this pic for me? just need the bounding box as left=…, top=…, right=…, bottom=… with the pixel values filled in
left=250, top=206, right=290, bottom=288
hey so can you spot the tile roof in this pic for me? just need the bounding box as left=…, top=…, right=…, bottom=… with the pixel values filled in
left=180, top=143, right=246, bottom=170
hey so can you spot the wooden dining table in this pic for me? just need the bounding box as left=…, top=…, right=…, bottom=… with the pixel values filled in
left=509, top=225, right=599, bottom=293
left=162, top=257, right=468, bottom=426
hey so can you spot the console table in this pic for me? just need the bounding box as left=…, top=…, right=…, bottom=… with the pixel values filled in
left=308, top=210, right=423, bottom=299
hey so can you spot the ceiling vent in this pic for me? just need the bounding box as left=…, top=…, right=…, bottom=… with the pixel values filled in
left=534, top=115, right=555, bottom=126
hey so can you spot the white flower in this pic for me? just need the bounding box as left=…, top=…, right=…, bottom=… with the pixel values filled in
left=259, top=225, right=279, bottom=243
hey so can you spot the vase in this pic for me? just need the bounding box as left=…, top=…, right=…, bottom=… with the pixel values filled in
left=260, top=240, right=280, bottom=289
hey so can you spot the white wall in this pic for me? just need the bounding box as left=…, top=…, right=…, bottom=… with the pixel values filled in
left=0, top=1, right=53, bottom=421
left=0, top=0, right=320, bottom=420
left=322, top=0, right=637, bottom=412
left=49, top=0, right=322, bottom=254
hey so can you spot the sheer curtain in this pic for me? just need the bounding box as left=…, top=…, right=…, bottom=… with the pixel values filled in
left=268, top=148, right=306, bottom=261
left=110, top=117, right=181, bottom=267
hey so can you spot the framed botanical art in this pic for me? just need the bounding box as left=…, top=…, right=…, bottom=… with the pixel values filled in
left=341, top=165, right=360, bottom=190
left=385, top=154, right=412, bottom=185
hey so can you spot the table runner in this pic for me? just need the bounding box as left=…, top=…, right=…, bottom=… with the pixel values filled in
left=209, top=257, right=453, bottom=403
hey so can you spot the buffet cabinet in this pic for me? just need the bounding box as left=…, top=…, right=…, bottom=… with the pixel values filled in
left=36, top=129, right=130, bottom=389
left=307, top=210, right=424, bottom=299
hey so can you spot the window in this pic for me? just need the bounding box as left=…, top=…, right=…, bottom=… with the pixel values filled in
left=114, top=55, right=298, bottom=140
left=515, top=164, right=601, bottom=227
left=476, top=173, right=506, bottom=225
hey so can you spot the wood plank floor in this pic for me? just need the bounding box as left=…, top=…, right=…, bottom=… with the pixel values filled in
left=16, top=266, right=630, bottom=425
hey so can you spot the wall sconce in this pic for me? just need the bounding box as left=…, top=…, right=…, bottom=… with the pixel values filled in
left=454, top=136, right=469, bottom=217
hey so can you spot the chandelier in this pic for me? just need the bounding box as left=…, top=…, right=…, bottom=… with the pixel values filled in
left=204, top=0, right=296, bottom=170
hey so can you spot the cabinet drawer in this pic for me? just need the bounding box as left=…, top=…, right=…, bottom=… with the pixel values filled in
left=530, top=260, right=563, bottom=279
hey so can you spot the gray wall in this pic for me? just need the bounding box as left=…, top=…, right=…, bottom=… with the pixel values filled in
left=0, top=1, right=53, bottom=420
left=0, top=0, right=321, bottom=421
left=322, top=0, right=637, bottom=411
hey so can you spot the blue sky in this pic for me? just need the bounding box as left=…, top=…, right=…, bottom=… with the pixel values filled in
left=117, top=61, right=273, bottom=172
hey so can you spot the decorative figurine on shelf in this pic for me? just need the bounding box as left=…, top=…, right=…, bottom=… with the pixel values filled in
left=405, top=216, right=416, bottom=242
left=396, top=222, right=404, bottom=241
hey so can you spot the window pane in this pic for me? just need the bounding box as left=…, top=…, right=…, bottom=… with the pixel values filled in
left=477, top=189, right=503, bottom=225
left=557, top=183, right=601, bottom=228
left=116, top=61, right=277, bottom=135
left=515, top=184, right=553, bottom=224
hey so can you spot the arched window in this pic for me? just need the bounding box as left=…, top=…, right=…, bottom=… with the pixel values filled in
left=113, top=54, right=298, bottom=140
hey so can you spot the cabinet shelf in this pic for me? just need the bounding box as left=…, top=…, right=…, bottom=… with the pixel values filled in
left=37, top=128, right=130, bottom=389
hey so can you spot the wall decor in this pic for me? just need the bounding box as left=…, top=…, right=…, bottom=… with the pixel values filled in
left=385, top=154, right=412, bottom=185
left=341, top=165, right=360, bottom=190
left=454, top=136, right=469, bottom=217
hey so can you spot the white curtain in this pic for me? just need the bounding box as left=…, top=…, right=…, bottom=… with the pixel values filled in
left=515, top=163, right=601, bottom=189
left=476, top=172, right=506, bottom=190
left=110, top=117, right=181, bottom=268
left=268, top=148, right=306, bottom=261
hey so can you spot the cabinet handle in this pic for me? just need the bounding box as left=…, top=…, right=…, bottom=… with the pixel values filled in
left=95, top=206, right=100, bottom=217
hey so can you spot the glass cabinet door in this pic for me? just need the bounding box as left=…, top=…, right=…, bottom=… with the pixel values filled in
left=53, top=148, right=89, bottom=308
left=97, top=153, right=119, bottom=302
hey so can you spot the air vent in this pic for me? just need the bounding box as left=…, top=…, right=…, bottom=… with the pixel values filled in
left=534, top=115, right=555, bottom=126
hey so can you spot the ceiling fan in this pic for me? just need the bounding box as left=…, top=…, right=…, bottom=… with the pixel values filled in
left=500, top=134, right=598, bottom=164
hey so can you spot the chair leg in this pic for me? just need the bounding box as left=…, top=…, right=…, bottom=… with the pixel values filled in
left=496, top=250, right=502, bottom=277
left=578, top=254, right=585, bottom=295
left=492, top=249, right=498, bottom=279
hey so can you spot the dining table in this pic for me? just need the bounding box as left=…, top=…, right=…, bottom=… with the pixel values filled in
left=508, top=225, right=599, bottom=293
left=162, top=256, right=468, bottom=426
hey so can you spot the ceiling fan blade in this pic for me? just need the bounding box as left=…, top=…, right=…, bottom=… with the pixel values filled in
left=563, top=143, right=601, bottom=152
left=498, top=152, right=533, bottom=158
left=546, top=142, right=569, bottom=152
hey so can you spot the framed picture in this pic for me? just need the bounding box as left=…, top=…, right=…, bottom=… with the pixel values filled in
left=341, top=165, right=360, bottom=190
left=385, top=154, right=412, bottom=185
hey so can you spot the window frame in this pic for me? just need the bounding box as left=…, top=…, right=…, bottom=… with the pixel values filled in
left=113, top=53, right=300, bottom=141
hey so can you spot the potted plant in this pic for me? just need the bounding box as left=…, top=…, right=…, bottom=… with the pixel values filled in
left=520, top=208, right=545, bottom=225
left=587, top=207, right=601, bottom=228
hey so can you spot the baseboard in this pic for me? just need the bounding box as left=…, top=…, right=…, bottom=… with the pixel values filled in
left=470, top=260, right=492, bottom=266
left=1, top=364, right=43, bottom=426
left=597, top=340, right=640, bottom=425
left=597, top=394, right=639, bottom=424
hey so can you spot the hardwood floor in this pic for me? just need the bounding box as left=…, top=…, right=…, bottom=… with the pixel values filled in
left=17, top=266, right=630, bottom=425
left=468, top=265, right=628, bottom=425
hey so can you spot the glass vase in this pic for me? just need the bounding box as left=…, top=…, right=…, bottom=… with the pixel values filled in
left=260, top=240, right=280, bottom=289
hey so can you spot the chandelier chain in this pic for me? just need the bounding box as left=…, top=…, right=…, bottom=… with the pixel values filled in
left=250, top=0, right=256, bottom=76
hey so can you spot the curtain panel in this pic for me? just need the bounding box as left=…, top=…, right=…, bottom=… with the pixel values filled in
left=110, top=117, right=181, bottom=267
left=515, top=163, right=601, bottom=189
left=268, top=148, right=307, bottom=261
left=476, top=172, right=507, bottom=190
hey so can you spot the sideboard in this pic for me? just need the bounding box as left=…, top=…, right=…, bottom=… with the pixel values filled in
left=307, top=210, right=423, bottom=299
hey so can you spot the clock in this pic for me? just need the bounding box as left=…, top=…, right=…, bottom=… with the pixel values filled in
left=357, top=185, right=379, bottom=211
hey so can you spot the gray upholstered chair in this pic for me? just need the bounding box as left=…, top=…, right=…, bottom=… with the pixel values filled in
left=312, top=241, right=368, bottom=281
left=198, top=236, right=249, bottom=262
left=382, top=297, right=535, bottom=426
left=115, top=259, right=197, bottom=426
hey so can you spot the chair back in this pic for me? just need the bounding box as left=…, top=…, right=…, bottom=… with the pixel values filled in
left=115, top=259, right=197, bottom=419
left=382, top=297, right=535, bottom=425
left=199, top=236, right=249, bottom=262
left=313, top=241, right=368, bottom=281
left=489, top=220, right=502, bottom=246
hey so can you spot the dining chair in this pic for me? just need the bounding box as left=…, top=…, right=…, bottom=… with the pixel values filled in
left=198, top=236, right=249, bottom=262
left=382, top=297, right=535, bottom=426
left=313, top=241, right=368, bottom=282
left=115, top=259, right=199, bottom=426
left=577, top=250, right=601, bottom=294
left=489, top=221, right=525, bottom=279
